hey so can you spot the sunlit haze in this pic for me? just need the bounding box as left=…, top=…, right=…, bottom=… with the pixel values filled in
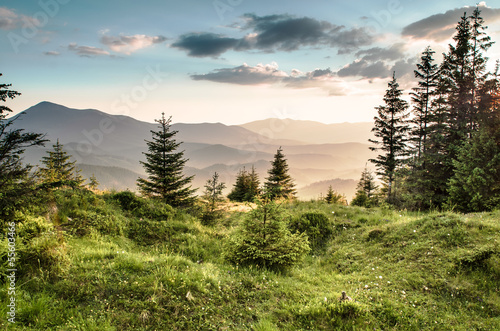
left=2, top=0, right=500, bottom=124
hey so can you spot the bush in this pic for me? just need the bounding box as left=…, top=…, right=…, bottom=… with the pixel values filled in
left=0, top=213, right=69, bottom=280
left=110, top=191, right=174, bottom=221
left=289, top=212, right=334, bottom=251
left=225, top=199, right=310, bottom=270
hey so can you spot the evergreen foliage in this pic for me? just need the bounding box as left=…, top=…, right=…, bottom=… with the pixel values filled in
left=351, top=167, right=379, bottom=207
left=38, top=139, right=84, bottom=187
left=289, top=212, right=334, bottom=251
left=227, top=166, right=260, bottom=202
left=264, top=147, right=296, bottom=200
left=225, top=197, right=309, bottom=270
left=87, top=173, right=99, bottom=191
left=374, top=7, right=500, bottom=211
left=201, top=172, right=226, bottom=225
left=369, top=73, right=410, bottom=200
left=137, top=113, right=195, bottom=207
left=0, top=73, right=47, bottom=219
left=447, top=129, right=500, bottom=212
left=409, top=46, right=439, bottom=163
left=324, top=185, right=347, bottom=205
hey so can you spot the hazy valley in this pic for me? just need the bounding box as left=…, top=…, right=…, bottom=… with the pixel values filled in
left=14, top=101, right=376, bottom=200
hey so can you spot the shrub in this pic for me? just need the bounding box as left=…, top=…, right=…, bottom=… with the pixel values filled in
left=0, top=213, right=69, bottom=280
left=225, top=199, right=310, bottom=270
left=110, top=191, right=174, bottom=221
left=289, top=212, right=334, bottom=251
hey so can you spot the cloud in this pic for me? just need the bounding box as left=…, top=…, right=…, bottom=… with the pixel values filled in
left=355, top=43, right=406, bottom=62
left=402, top=4, right=500, bottom=41
left=43, top=51, right=60, bottom=56
left=191, top=62, right=347, bottom=95
left=191, top=62, right=287, bottom=85
left=171, top=33, right=242, bottom=57
left=0, top=7, right=40, bottom=30
left=337, top=59, right=390, bottom=79
left=100, top=34, right=167, bottom=55
left=68, top=43, right=110, bottom=57
left=336, top=43, right=415, bottom=79
left=172, top=14, right=374, bottom=57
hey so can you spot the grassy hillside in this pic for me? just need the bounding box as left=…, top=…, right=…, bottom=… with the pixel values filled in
left=1, top=189, right=499, bottom=330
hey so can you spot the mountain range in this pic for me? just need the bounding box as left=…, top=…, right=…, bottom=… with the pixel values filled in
left=12, top=101, right=377, bottom=200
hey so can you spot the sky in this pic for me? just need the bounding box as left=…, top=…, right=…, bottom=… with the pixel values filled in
left=2, top=0, right=500, bottom=125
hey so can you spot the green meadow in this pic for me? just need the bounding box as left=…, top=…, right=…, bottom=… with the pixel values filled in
left=1, top=189, right=499, bottom=330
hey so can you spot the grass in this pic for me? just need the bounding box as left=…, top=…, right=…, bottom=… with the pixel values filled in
left=1, top=189, right=499, bottom=330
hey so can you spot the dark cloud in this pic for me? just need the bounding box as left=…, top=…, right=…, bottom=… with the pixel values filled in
left=191, top=63, right=346, bottom=95
left=337, top=43, right=415, bottom=79
left=337, top=60, right=390, bottom=79
left=355, top=43, right=405, bottom=62
left=171, top=14, right=374, bottom=57
left=191, top=62, right=286, bottom=85
left=402, top=5, right=500, bottom=41
left=171, top=33, right=241, bottom=57
left=242, top=14, right=337, bottom=51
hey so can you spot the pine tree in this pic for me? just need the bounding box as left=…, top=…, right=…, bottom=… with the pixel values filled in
left=225, top=197, right=309, bottom=270
left=369, top=73, right=410, bottom=200
left=351, top=167, right=378, bottom=207
left=246, top=166, right=260, bottom=201
left=324, top=185, right=346, bottom=205
left=264, top=147, right=296, bottom=200
left=447, top=129, right=500, bottom=212
left=470, top=7, right=494, bottom=122
left=228, top=166, right=261, bottom=202
left=137, top=113, right=195, bottom=207
left=409, top=47, right=439, bottom=163
left=203, top=172, right=226, bottom=213
left=38, top=139, right=83, bottom=186
left=87, top=173, right=99, bottom=191
left=228, top=167, right=249, bottom=202
left=0, top=73, right=47, bottom=219
left=202, top=172, right=226, bottom=225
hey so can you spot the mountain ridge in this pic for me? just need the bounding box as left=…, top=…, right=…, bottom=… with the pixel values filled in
left=11, top=101, right=376, bottom=200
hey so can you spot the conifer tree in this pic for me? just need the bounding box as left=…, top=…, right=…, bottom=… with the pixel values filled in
left=351, top=167, right=378, bottom=207
left=87, top=173, right=99, bottom=191
left=228, top=166, right=261, bottom=202
left=203, top=172, right=226, bottom=213
left=369, top=73, right=410, bottom=200
left=447, top=129, right=500, bottom=212
left=324, top=185, right=346, bottom=205
left=228, top=167, right=249, bottom=202
left=202, top=172, right=226, bottom=224
left=0, top=73, right=47, bottom=219
left=246, top=166, right=260, bottom=201
left=264, top=147, right=296, bottom=200
left=38, top=139, right=83, bottom=186
left=410, top=47, right=439, bottom=163
left=137, top=113, right=195, bottom=207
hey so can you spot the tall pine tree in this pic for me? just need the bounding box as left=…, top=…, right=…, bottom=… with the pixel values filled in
left=137, top=113, right=195, bottom=207
left=0, top=73, right=47, bottom=219
left=38, top=139, right=83, bottom=186
left=369, top=73, right=410, bottom=200
left=264, top=147, right=296, bottom=200
left=409, top=46, right=439, bottom=163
